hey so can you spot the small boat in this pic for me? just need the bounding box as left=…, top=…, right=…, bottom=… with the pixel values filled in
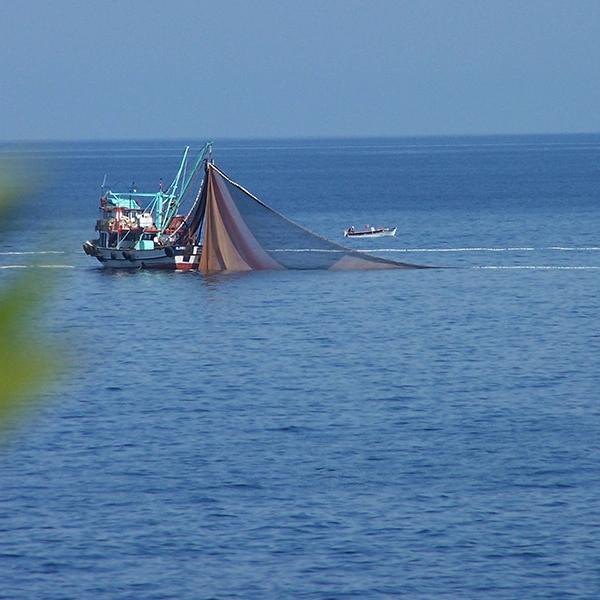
left=344, top=226, right=397, bottom=238
left=83, top=143, right=212, bottom=269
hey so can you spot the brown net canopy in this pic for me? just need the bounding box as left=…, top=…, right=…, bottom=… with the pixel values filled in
left=198, top=164, right=428, bottom=273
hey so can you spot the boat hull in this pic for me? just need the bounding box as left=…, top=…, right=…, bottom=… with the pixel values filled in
left=83, top=241, right=204, bottom=270
left=175, top=245, right=202, bottom=270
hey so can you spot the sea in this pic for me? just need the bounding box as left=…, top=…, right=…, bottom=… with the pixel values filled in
left=1, top=135, right=600, bottom=599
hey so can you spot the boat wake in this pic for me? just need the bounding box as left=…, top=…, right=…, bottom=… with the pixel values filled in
left=0, top=251, right=66, bottom=255
left=0, top=264, right=74, bottom=269
left=8, top=247, right=600, bottom=257
left=474, top=265, right=600, bottom=270
left=361, top=246, right=600, bottom=253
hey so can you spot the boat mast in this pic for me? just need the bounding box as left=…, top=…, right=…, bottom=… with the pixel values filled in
left=178, top=141, right=212, bottom=200
left=159, top=142, right=213, bottom=234
left=155, top=146, right=189, bottom=231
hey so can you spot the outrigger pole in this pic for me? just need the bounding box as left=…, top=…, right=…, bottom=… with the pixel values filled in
left=154, top=146, right=189, bottom=231
left=158, top=142, right=213, bottom=233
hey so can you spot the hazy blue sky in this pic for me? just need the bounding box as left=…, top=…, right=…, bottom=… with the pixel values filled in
left=1, top=0, right=599, bottom=140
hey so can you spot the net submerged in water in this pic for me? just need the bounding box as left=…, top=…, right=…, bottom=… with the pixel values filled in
left=198, top=163, right=428, bottom=273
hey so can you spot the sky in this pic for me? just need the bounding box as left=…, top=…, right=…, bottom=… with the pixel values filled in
left=1, top=0, right=599, bottom=141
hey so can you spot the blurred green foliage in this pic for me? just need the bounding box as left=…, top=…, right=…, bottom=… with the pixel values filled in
left=0, top=174, right=57, bottom=431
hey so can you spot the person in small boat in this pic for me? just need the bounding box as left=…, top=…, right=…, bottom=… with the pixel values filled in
left=348, top=225, right=355, bottom=233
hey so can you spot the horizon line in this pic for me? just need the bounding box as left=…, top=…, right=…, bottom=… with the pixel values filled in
left=1, top=130, right=600, bottom=145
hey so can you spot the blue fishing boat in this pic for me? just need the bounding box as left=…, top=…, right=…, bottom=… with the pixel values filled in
left=83, top=143, right=211, bottom=269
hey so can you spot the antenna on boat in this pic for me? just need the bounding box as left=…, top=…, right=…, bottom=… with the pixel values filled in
left=101, top=173, right=107, bottom=190
left=128, top=180, right=136, bottom=202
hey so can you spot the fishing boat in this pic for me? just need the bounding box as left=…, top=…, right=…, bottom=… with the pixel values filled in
left=344, top=225, right=397, bottom=238
left=82, top=143, right=212, bottom=269
left=84, top=145, right=426, bottom=272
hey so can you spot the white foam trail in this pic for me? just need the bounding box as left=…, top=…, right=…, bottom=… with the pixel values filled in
left=359, top=247, right=600, bottom=253
left=0, top=265, right=74, bottom=269
left=261, top=246, right=600, bottom=255
left=548, top=247, right=600, bottom=251
left=0, top=251, right=65, bottom=255
left=256, top=247, right=537, bottom=253
left=268, top=248, right=344, bottom=253
left=475, top=266, right=600, bottom=270
left=3, top=247, right=589, bottom=255
left=37, top=265, right=75, bottom=268
left=362, top=247, right=536, bottom=253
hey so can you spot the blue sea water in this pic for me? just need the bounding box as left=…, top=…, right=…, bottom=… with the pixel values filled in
left=1, top=135, right=600, bottom=598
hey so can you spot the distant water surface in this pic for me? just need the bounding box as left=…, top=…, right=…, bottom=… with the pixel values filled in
left=1, top=135, right=600, bottom=598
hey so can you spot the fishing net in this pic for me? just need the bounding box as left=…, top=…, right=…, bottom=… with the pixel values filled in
left=199, top=164, right=427, bottom=273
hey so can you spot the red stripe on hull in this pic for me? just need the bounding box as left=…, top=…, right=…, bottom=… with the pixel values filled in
left=175, top=263, right=199, bottom=271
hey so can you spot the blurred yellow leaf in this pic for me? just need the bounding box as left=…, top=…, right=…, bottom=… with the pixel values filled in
left=0, top=170, right=59, bottom=432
